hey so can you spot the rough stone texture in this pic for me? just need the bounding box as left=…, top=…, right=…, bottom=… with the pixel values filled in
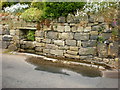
left=13, top=36, right=19, bottom=41
left=25, top=41, right=35, bottom=49
left=70, top=46, right=79, bottom=51
left=35, top=42, right=45, bottom=47
left=45, top=44, right=58, bottom=49
left=66, top=50, right=78, bottom=55
left=2, top=41, right=11, bottom=49
left=65, top=40, right=76, bottom=46
left=97, top=43, right=107, bottom=58
left=90, top=31, right=98, bottom=40
left=59, top=46, right=69, bottom=50
left=35, top=47, right=43, bottom=52
left=100, top=33, right=111, bottom=40
left=90, top=35, right=98, bottom=40
left=79, top=47, right=96, bottom=55
left=80, top=55, right=93, bottom=60
left=67, top=14, right=75, bottom=23
left=46, top=31, right=58, bottom=39
left=59, top=33, right=73, bottom=40
left=64, top=54, right=80, bottom=59
left=15, top=30, right=23, bottom=36
left=108, top=42, right=119, bottom=57
left=90, top=31, right=98, bottom=35
left=50, top=50, right=64, bottom=56
left=74, top=33, right=89, bottom=40
left=58, top=17, right=65, bottom=23
left=53, top=40, right=65, bottom=46
left=42, top=39, right=51, bottom=43
left=81, top=40, right=96, bottom=47
left=35, top=37, right=42, bottom=42
left=65, top=26, right=71, bottom=32
left=77, top=26, right=84, bottom=32
left=35, top=31, right=44, bottom=38
left=43, top=49, right=50, bottom=54
left=8, top=44, right=17, bottom=51
left=91, top=26, right=100, bottom=31
left=84, top=27, right=91, bottom=32
left=71, top=26, right=77, bottom=32
left=57, top=26, right=65, bottom=32
left=2, top=35, right=13, bottom=41
left=10, top=30, right=16, bottom=35
left=77, top=41, right=81, bottom=47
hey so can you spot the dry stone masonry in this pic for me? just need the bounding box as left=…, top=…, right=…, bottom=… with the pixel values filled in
left=1, top=15, right=119, bottom=69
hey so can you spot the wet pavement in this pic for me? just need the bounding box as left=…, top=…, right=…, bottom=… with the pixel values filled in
left=1, top=51, right=119, bottom=88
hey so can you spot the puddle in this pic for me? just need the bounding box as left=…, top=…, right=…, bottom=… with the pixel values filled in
left=25, top=57, right=102, bottom=77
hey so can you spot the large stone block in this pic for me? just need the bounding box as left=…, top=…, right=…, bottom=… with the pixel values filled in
left=74, top=33, right=89, bottom=40
left=35, top=31, right=44, bottom=38
left=57, top=26, right=65, bottom=32
left=100, top=33, right=111, bottom=40
left=64, top=54, right=80, bottom=59
left=79, top=47, right=96, bottom=55
left=97, top=43, right=107, bottom=58
left=35, top=37, right=42, bottom=42
left=84, top=27, right=91, bottom=32
left=59, top=46, right=69, bottom=50
left=65, top=40, right=76, bottom=46
left=66, top=50, right=78, bottom=55
left=77, top=26, right=84, bottom=32
left=90, top=31, right=98, bottom=35
left=2, top=35, right=13, bottom=41
left=81, top=40, right=97, bottom=47
left=59, top=33, right=73, bottom=40
left=46, top=31, right=58, bottom=39
left=43, top=49, right=50, bottom=54
left=42, top=39, right=51, bottom=44
left=71, top=26, right=77, bottom=32
left=70, top=46, right=79, bottom=51
left=8, top=44, right=17, bottom=51
left=10, top=30, right=16, bottom=35
left=45, top=44, right=58, bottom=49
left=50, top=50, right=64, bottom=56
left=91, top=26, right=100, bottom=31
left=25, top=41, right=36, bottom=49
left=65, top=26, right=71, bottom=32
left=35, top=46, right=43, bottom=52
left=90, top=35, right=98, bottom=40
left=53, top=40, right=65, bottom=46
left=35, top=42, right=45, bottom=47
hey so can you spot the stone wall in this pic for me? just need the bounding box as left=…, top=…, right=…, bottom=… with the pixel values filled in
left=1, top=15, right=119, bottom=69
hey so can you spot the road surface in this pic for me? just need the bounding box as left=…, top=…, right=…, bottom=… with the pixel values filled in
left=1, top=51, right=119, bottom=88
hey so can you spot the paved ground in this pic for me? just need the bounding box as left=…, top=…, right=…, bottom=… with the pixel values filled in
left=1, top=50, right=119, bottom=88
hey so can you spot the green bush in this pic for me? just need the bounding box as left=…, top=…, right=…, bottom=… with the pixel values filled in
left=21, top=8, right=44, bottom=22
left=26, top=30, right=35, bottom=41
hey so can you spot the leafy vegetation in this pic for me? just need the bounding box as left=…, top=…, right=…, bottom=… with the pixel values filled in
left=26, top=30, right=35, bottom=41
left=21, top=8, right=43, bottom=22
left=97, top=36, right=105, bottom=43
left=44, top=2, right=86, bottom=19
